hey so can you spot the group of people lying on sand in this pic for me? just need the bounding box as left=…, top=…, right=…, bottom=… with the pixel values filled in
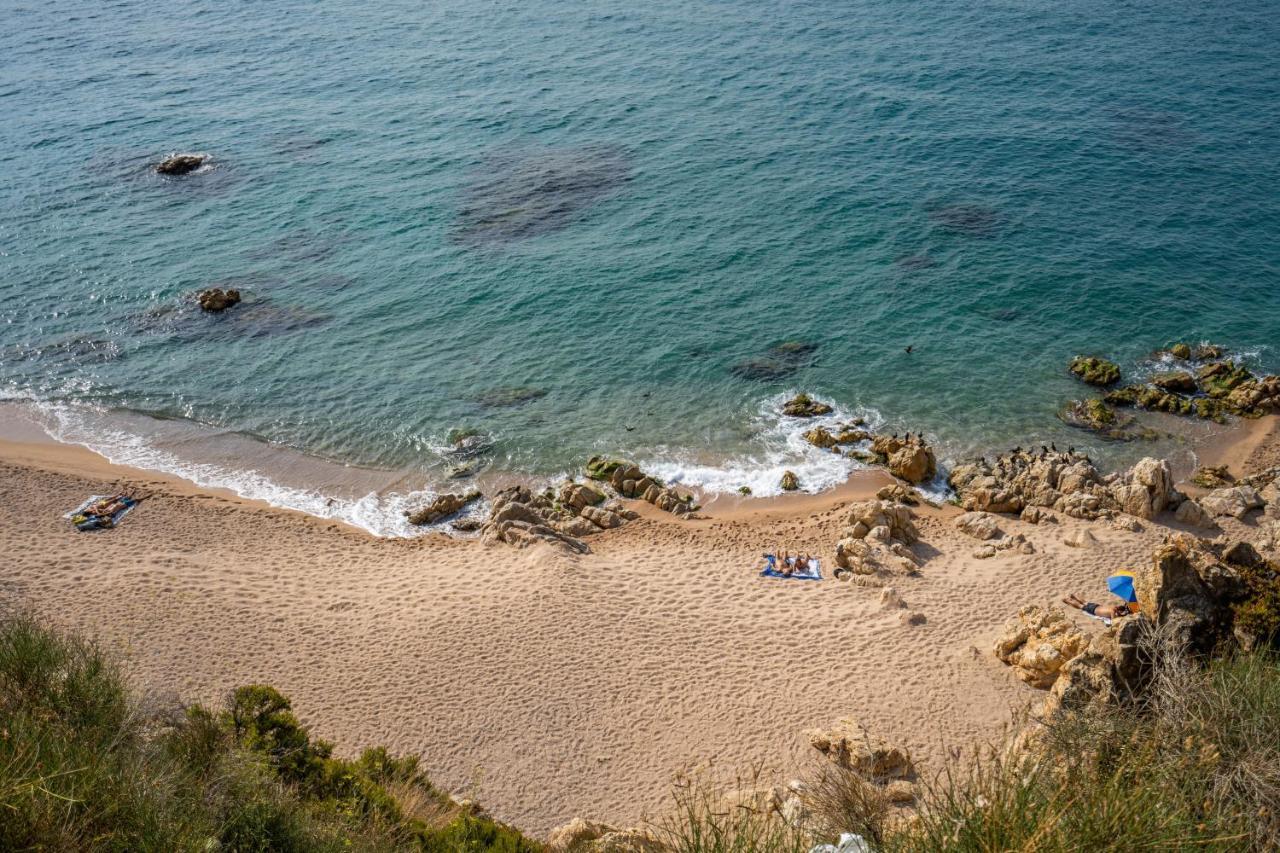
left=70, top=494, right=137, bottom=531
left=767, top=549, right=816, bottom=576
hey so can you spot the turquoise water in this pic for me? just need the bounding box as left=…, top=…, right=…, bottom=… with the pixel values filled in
left=2, top=0, right=1278, bottom=533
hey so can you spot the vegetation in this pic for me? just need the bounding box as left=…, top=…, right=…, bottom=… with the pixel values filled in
left=0, top=612, right=540, bottom=852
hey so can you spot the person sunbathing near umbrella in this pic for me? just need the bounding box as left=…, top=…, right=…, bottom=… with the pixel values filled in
left=1063, top=570, right=1141, bottom=622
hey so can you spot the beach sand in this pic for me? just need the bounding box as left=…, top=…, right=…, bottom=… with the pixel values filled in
left=1, top=413, right=1275, bottom=837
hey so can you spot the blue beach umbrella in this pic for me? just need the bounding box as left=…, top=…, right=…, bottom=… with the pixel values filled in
left=1107, top=570, right=1138, bottom=603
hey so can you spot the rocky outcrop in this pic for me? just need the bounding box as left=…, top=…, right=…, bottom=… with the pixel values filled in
left=781, top=393, right=833, bottom=418
left=949, top=450, right=1174, bottom=521
left=834, top=499, right=921, bottom=580
left=156, top=153, right=207, bottom=175
left=559, top=481, right=605, bottom=512
left=994, top=606, right=1089, bottom=689
left=1134, top=534, right=1248, bottom=658
left=480, top=486, right=592, bottom=554
left=405, top=490, right=481, bottom=526
left=584, top=456, right=697, bottom=515
left=197, top=288, right=241, bottom=312
left=1069, top=356, right=1121, bottom=386
left=546, top=819, right=661, bottom=852
left=1152, top=371, right=1197, bottom=393
left=780, top=470, right=800, bottom=491
left=1199, top=485, right=1263, bottom=520
left=870, top=434, right=936, bottom=484
left=806, top=718, right=913, bottom=781
left=954, top=511, right=999, bottom=540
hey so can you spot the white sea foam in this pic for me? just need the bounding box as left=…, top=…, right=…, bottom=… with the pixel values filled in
left=642, top=392, right=887, bottom=498
left=25, top=400, right=486, bottom=539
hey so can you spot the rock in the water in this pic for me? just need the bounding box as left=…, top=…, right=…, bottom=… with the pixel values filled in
left=156, top=153, right=207, bottom=175
left=1199, top=485, right=1263, bottom=519
left=780, top=470, right=800, bottom=491
left=806, top=718, right=913, bottom=781
left=993, top=606, right=1088, bottom=689
left=1064, top=528, right=1098, bottom=548
left=197, top=288, right=241, bottom=312
left=871, top=434, right=936, bottom=484
left=1197, top=361, right=1254, bottom=398
left=1069, top=356, right=1121, bottom=386
left=804, top=426, right=838, bottom=449
left=405, top=490, right=481, bottom=525
left=954, top=511, right=1000, bottom=540
left=1193, top=344, right=1225, bottom=360
left=781, top=393, right=833, bottom=418
left=1152, top=370, right=1197, bottom=393
left=1167, top=342, right=1193, bottom=360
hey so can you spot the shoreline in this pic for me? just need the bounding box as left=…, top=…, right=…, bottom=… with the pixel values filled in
left=0, top=392, right=1258, bottom=540
left=2, top=402, right=1276, bottom=835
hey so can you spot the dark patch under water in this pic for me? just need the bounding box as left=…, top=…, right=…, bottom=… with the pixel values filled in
left=452, top=146, right=631, bottom=244
left=730, top=340, right=819, bottom=381
left=471, top=385, right=548, bottom=408
left=928, top=203, right=1003, bottom=238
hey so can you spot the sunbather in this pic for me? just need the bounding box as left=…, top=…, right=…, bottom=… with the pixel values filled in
left=1062, top=593, right=1138, bottom=620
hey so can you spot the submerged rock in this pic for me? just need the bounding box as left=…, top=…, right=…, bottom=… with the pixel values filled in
left=197, top=288, right=241, bottom=312
left=1068, top=356, right=1121, bottom=387
left=472, top=386, right=547, bottom=409
left=156, top=153, right=207, bottom=175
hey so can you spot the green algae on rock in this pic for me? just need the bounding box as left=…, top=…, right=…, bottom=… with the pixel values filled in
left=1069, top=356, right=1121, bottom=387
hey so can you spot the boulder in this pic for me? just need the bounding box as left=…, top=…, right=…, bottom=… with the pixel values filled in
left=782, top=393, right=833, bottom=418
left=954, top=511, right=1000, bottom=540
left=1174, top=498, right=1216, bottom=529
left=580, top=505, right=623, bottom=529
left=1199, top=485, right=1263, bottom=519
left=1064, top=528, right=1098, bottom=549
left=844, top=499, right=919, bottom=545
left=197, top=288, right=241, bottom=312
left=972, top=544, right=997, bottom=559
left=405, top=490, right=481, bottom=525
left=806, top=718, right=913, bottom=781
left=884, top=780, right=916, bottom=804
left=1224, top=375, right=1280, bottom=416
left=559, top=481, right=606, bottom=512
left=804, top=426, right=838, bottom=449
left=780, top=470, right=800, bottom=491
left=1041, top=617, right=1147, bottom=717
left=879, top=587, right=906, bottom=609
left=156, top=153, right=207, bottom=175
left=1152, top=370, right=1197, bottom=393
left=1167, top=343, right=1193, bottom=360
left=1193, top=344, right=1225, bottom=360
left=1107, top=457, right=1174, bottom=519
left=1021, top=506, right=1055, bottom=524
left=1134, top=534, right=1245, bottom=657
left=870, top=434, right=936, bottom=484
left=994, top=606, right=1089, bottom=689
left=1068, top=356, right=1121, bottom=386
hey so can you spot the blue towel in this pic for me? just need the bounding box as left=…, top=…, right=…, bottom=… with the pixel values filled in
left=67, top=495, right=138, bottom=532
left=760, top=554, right=822, bottom=581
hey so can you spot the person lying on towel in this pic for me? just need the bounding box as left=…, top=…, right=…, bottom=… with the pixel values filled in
left=1061, top=593, right=1139, bottom=620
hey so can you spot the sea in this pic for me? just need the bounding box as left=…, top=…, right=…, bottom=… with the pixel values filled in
left=2, top=0, right=1278, bottom=535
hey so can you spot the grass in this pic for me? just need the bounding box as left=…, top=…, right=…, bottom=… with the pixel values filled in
left=0, top=611, right=541, bottom=852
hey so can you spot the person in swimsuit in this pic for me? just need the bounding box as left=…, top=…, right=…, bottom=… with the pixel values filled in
left=1062, top=593, right=1139, bottom=620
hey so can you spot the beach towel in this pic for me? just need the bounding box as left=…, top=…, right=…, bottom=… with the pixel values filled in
left=66, top=495, right=138, bottom=532
left=761, top=554, right=822, bottom=581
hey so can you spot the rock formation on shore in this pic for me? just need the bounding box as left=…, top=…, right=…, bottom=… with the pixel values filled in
left=995, top=530, right=1280, bottom=722
left=156, top=153, right=208, bottom=175
left=405, top=490, right=481, bottom=526
left=584, top=456, right=697, bottom=515
left=833, top=497, right=922, bottom=580
left=870, top=434, right=936, bottom=484
left=948, top=449, right=1175, bottom=521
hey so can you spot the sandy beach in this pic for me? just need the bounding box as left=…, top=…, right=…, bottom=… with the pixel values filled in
left=2, top=411, right=1276, bottom=837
